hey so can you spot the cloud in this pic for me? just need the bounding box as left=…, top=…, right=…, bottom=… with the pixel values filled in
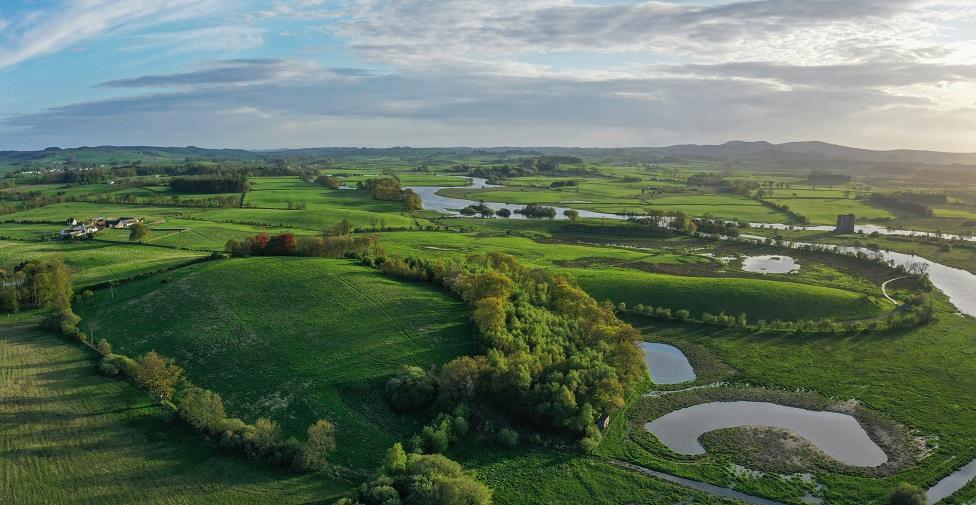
left=661, top=61, right=976, bottom=88
left=332, top=0, right=933, bottom=66
left=97, top=59, right=370, bottom=88
left=124, top=25, right=265, bottom=54
left=0, top=0, right=232, bottom=70
left=7, top=57, right=973, bottom=151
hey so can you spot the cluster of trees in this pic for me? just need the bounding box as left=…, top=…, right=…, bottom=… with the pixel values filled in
left=170, top=175, right=251, bottom=194
left=694, top=218, right=741, bottom=237
left=515, top=203, right=556, bottom=219
left=869, top=192, right=942, bottom=217
left=808, top=171, right=852, bottom=184
left=82, top=192, right=243, bottom=209
left=459, top=201, right=495, bottom=218
left=686, top=173, right=761, bottom=194
left=0, top=258, right=73, bottom=313
left=549, top=179, right=579, bottom=188
left=629, top=210, right=698, bottom=235
left=226, top=233, right=382, bottom=259
left=358, top=177, right=423, bottom=210
left=23, top=161, right=304, bottom=185
left=372, top=252, right=644, bottom=449
left=460, top=156, right=590, bottom=181
left=98, top=349, right=336, bottom=471
left=336, top=444, right=491, bottom=505
left=317, top=175, right=342, bottom=189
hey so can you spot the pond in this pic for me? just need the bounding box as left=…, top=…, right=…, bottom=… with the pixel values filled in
left=645, top=401, right=888, bottom=467
left=640, top=342, right=696, bottom=385
left=741, top=255, right=800, bottom=274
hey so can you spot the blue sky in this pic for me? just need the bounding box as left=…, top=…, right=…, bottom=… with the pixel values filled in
left=1, top=0, right=975, bottom=151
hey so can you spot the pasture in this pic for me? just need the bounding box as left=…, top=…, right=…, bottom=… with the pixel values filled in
left=0, top=323, right=348, bottom=504
left=74, top=257, right=476, bottom=469
left=0, top=239, right=206, bottom=287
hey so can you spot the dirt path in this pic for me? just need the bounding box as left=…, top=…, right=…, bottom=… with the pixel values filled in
left=881, top=277, right=907, bottom=305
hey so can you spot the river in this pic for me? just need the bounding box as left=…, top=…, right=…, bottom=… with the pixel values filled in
left=409, top=178, right=976, bottom=318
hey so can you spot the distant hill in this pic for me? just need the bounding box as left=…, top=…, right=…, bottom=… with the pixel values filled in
left=3, top=141, right=975, bottom=173
left=656, top=140, right=976, bottom=166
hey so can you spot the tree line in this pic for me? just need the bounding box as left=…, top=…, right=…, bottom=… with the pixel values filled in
left=170, top=175, right=251, bottom=194
left=225, top=232, right=382, bottom=259
left=371, top=251, right=644, bottom=450
left=97, top=348, right=336, bottom=471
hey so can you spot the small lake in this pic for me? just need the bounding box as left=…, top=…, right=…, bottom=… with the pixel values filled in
left=741, top=255, right=799, bottom=274
left=645, top=401, right=888, bottom=467
left=640, top=342, right=696, bottom=385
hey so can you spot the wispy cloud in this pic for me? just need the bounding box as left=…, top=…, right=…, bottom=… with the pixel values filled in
left=0, top=0, right=232, bottom=70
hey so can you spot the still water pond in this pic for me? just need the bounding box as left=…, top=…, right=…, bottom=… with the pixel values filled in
left=645, top=401, right=887, bottom=467
left=741, top=255, right=799, bottom=274
left=640, top=342, right=696, bottom=385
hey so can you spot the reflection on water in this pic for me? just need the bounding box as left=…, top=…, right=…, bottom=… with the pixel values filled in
left=645, top=401, right=888, bottom=467
left=640, top=342, right=696, bottom=385
left=741, top=255, right=799, bottom=274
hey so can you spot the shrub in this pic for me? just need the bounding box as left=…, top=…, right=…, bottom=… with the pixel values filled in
left=96, top=338, right=112, bottom=355
left=133, top=351, right=185, bottom=401
left=496, top=428, right=519, bottom=447
left=98, top=353, right=137, bottom=377
left=385, top=366, right=438, bottom=411
left=299, top=419, right=337, bottom=471
left=178, top=387, right=227, bottom=434
left=887, top=483, right=925, bottom=505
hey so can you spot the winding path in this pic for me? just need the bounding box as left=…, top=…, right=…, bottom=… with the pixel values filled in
left=881, top=277, right=907, bottom=305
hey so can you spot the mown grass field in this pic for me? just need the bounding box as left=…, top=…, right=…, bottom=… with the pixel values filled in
left=569, top=266, right=885, bottom=322
left=75, top=257, right=476, bottom=469
left=375, top=231, right=890, bottom=322
left=0, top=323, right=349, bottom=504
left=0, top=239, right=206, bottom=287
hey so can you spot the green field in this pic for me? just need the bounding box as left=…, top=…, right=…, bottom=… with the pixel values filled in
left=75, top=257, right=476, bottom=469
left=569, top=267, right=886, bottom=322
left=0, top=323, right=348, bottom=504
left=0, top=240, right=206, bottom=287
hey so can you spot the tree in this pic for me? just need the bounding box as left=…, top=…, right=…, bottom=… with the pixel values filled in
left=96, top=338, right=112, bottom=355
left=383, top=442, right=407, bottom=474
left=563, top=209, right=579, bottom=221
left=385, top=366, right=438, bottom=411
left=179, top=387, right=226, bottom=433
left=325, top=219, right=352, bottom=237
left=253, top=417, right=283, bottom=453
left=300, top=419, right=337, bottom=471
left=887, top=483, right=925, bottom=505
left=317, top=175, right=342, bottom=189
left=496, top=208, right=511, bottom=218
left=128, top=222, right=150, bottom=243
left=403, top=190, right=423, bottom=210
left=134, top=351, right=185, bottom=401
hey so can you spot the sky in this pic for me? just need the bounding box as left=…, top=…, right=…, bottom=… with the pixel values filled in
left=1, top=0, right=975, bottom=151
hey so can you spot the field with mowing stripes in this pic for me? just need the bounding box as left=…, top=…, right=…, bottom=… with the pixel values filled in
left=0, top=323, right=348, bottom=504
